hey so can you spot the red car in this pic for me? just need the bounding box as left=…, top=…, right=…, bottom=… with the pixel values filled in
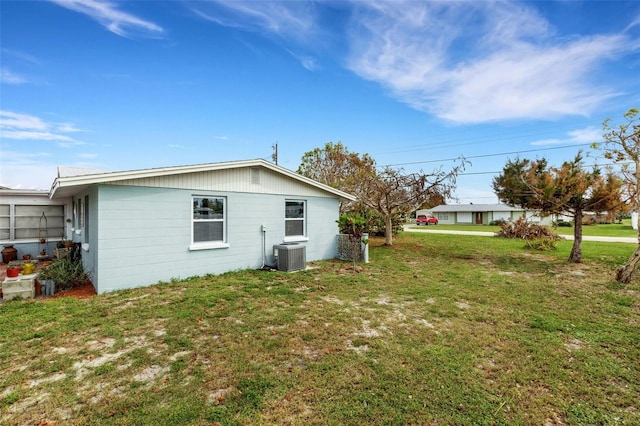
left=416, top=214, right=438, bottom=225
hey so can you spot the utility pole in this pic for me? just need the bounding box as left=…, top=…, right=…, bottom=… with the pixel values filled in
left=272, top=143, right=278, bottom=165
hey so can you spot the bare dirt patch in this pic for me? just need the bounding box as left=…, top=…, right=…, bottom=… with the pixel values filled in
left=50, top=282, right=96, bottom=299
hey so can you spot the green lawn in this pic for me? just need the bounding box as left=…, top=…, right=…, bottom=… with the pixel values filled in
left=415, top=219, right=637, bottom=237
left=1, top=234, right=639, bottom=425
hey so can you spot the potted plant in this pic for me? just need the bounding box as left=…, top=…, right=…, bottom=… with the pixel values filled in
left=6, top=265, right=20, bottom=278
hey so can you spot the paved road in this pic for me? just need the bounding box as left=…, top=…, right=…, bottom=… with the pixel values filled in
left=404, top=225, right=638, bottom=244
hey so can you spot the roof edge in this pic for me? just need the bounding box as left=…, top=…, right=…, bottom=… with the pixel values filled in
left=50, top=159, right=356, bottom=201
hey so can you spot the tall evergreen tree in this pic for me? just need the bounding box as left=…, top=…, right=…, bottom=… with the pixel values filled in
left=493, top=152, right=622, bottom=263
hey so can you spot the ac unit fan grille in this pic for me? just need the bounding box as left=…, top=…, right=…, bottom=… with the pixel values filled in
left=274, top=244, right=306, bottom=272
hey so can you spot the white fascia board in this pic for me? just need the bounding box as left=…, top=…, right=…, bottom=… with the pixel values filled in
left=50, top=159, right=357, bottom=201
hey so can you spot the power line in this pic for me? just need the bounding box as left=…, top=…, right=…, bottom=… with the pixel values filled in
left=452, top=161, right=632, bottom=177
left=381, top=143, right=592, bottom=168
left=372, top=120, right=595, bottom=156
left=375, top=129, right=579, bottom=156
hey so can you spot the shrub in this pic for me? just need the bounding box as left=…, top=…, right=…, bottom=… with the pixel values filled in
left=495, top=215, right=561, bottom=241
left=346, top=208, right=403, bottom=237
left=526, top=236, right=558, bottom=251
left=38, top=257, right=90, bottom=291
left=489, top=219, right=506, bottom=226
left=336, top=213, right=368, bottom=271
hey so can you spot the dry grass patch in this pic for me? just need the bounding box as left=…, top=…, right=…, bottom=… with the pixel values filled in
left=0, top=233, right=638, bottom=425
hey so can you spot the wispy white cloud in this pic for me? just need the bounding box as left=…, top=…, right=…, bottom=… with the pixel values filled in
left=1, top=111, right=48, bottom=131
left=188, top=0, right=323, bottom=71
left=1, top=68, right=27, bottom=85
left=345, top=1, right=633, bottom=124
left=190, top=1, right=635, bottom=124
left=189, top=0, right=316, bottom=41
left=76, top=153, right=98, bottom=159
left=49, top=0, right=164, bottom=38
left=56, top=123, right=84, bottom=133
left=624, top=12, right=640, bottom=32
left=287, top=49, right=319, bottom=71
left=1, top=48, right=42, bottom=66
left=1, top=130, right=76, bottom=142
left=531, top=126, right=602, bottom=146
left=0, top=110, right=85, bottom=146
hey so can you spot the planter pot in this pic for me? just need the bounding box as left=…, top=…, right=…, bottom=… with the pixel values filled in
left=22, top=254, right=32, bottom=261
left=2, top=245, right=18, bottom=263
left=6, top=267, right=20, bottom=278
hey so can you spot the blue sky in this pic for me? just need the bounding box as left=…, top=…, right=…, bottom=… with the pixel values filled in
left=1, top=0, right=639, bottom=204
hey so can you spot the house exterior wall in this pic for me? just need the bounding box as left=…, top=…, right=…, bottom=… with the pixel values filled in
left=91, top=184, right=340, bottom=294
left=457, top=212, right=473, bottom=224
left=434, top=212, right=454, bottom=225
left=492, top=211, right=513, bottom=222
left=0, top=190, right=72, bottom=258
left=76, top=186, right=99, bottom=289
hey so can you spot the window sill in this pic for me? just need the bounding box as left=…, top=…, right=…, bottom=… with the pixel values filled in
left=283, top=236, right=309, bottom=243
left=189, top=242, right=230, bottom=251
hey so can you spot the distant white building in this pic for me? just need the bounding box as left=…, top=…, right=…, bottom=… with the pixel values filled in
left=424, top=204, right=554, bottom=226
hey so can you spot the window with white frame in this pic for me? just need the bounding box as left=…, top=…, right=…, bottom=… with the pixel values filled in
left=285, top=200, right=305, bottom=237
left=193, top=196, right=226, bottom=244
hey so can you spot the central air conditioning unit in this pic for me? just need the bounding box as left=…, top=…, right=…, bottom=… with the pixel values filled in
left=273, top=243, right=306, bottom=272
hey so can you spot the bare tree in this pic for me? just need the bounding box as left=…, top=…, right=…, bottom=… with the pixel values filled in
left=596, top=108, right=640, bottom=283
left=298, top=142, right=464, bottom=245
left=360, top=165, right=464, bottom=246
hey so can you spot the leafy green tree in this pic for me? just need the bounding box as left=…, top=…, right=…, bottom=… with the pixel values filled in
left=595, top=108, right=640, bottom=283
left=493, top=152, right=622, bottom=263
left=297, top=141, right=376, bottom=213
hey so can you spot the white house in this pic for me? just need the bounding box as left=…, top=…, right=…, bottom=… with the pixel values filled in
left=3, top=159, right=355, bottom=294
left=426, top=204, right=554, bottom=226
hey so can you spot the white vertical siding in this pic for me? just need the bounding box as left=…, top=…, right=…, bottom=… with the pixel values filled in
left=110, top=167, right=331, bottom=198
